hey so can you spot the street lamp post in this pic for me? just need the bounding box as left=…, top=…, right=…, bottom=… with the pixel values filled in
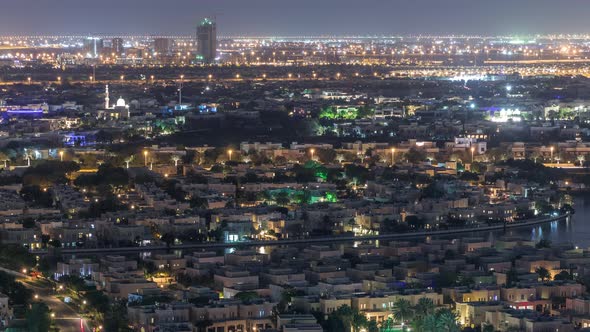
left=550, top=146, right=554, bottom=163
left=179, top=75, right=184, bottom=106
left=143, top=150, right=148, bottom=166
left=228, top=149, right=233, bottom=162
left=391, top=148, right=396, bottom=165
left=310, top=148, right=315, bottom=161
left=471, top=146, right=475, bottom=163
left=59, top=151, right=64, bottom=162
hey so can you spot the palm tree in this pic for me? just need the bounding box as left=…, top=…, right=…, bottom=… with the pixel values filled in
left=529, top=151, right=541, bottom=163
left=577, top=154, right=585, bottom=166
left=0, top=151, right=9, bottom=169
left=421, top=314, right=439, bottom=332
left=124, top=155, right=134, bottom=169
left=414, top=297, right=435, bottom=319
left=435, top=308, right=460, bottom=332
left=536, top=266, right=551, bottom=282
left=171, top=155, right=181, bottom=167
left=23, top=150, right=33, bottom=167
left=392, top=298, right=413, bottom=325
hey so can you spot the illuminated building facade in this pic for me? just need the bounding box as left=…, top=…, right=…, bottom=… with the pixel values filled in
left=196, top=18, right=217, bottom=64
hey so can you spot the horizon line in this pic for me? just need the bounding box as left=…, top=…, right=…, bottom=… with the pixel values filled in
left=2, top=33, right=590, bottom=40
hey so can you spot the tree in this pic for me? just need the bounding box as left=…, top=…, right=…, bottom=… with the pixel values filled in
left=366, top=320, right=378, bottom=332
left=234, top=291, right=259, bottom=302
left=195, top=318, right=213, bottom=332
left=161, top=233, right=175, bottom=248
left=536, top=266, right=551, bottom=282
left=26, top=302, right=51, bottom=332
left=316, top=148, right=337, bottom=164
left=414, top=297, right=435, bottom=319
left=171, top=155, right=181, bottom=167
left=421, top=314, right=439, bottom=332
left=274, top=156, right=288, bottom=165
left=506, top=268, right=519, bottom=287
left=324, top=305, right=368, bottom=332
left=482, top=323, right=495, bottom=332
left=435, top=308, right=460, bottom=332
left=392, top=298, right=413, bottom=324
left=404, top=148, right=427, bottom=164
left=553, top=270, right=571, bottom=281
left=0, top=271, right=32, bottom=305
left=536, top=238, right=552, bottom=249
left=274, top=191, right=291, bottom=206
left=103, top=299, right=132, bottom=332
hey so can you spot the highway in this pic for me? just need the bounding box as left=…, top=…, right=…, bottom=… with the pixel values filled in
left=31, top=213, right=569, bottom=256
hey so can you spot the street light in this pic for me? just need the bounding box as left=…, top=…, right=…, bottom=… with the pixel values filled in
left=143, top=150, right=148, bottom=166
left=391, top=148, right=396, bottom=165
left=470, top=147, right=475, bottom=163
left=310, top=148, right=315, bottom=161
left=178, top=75, right=184, bottom=105
left=27, top=77, right=31, bottom=84
left=550, top=146, right=554, bottom=163
left=228, top=149, right=233, bottom=161
left=59, top=150, right=64, bottom=162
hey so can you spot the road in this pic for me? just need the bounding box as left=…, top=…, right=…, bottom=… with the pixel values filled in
left=19, top=279, right=91, bottom=332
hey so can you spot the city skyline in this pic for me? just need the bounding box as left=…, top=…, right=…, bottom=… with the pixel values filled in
left=2, top=0, right=590, bottom=36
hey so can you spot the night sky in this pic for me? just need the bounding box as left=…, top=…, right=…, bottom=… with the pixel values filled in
left=2, top=0, right=589, bottom=36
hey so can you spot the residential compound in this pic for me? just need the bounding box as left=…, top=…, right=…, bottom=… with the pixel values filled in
left=4, top=36, right=590, bottom=332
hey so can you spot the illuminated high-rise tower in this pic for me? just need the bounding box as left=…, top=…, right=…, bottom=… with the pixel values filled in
left=196, top=18, right=217, bottom=64
left=112, top=38, right=124, bottom=56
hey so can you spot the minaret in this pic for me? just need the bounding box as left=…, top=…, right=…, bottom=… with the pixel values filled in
left=105, top=84, right=110, bottom=109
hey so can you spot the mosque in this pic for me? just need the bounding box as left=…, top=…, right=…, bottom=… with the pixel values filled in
left=98, top=84, right=130, bottom=119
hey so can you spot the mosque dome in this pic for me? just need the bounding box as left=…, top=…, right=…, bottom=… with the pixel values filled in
left=116, top=97, right=126, bottom=107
